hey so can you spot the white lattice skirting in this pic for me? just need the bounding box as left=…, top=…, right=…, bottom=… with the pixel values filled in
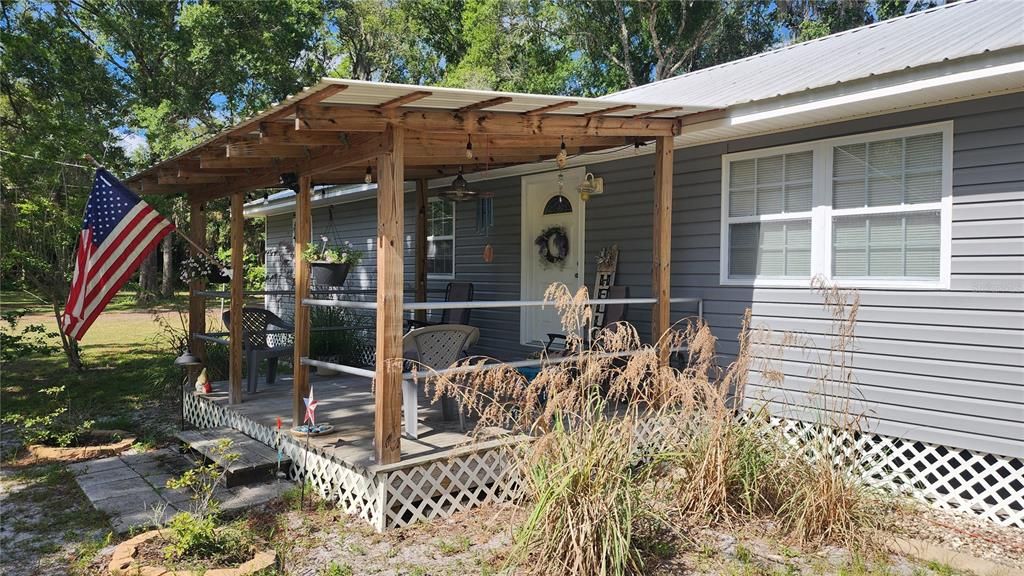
left=760, top=417, right=1024, bottom=529
left=183, top=392, right=521, bottom=531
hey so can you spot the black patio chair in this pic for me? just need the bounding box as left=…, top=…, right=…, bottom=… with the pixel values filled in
left=222, top=307, right=294, bottom=394
left=408, top=281, right=474, bottom=329
left=544, top=285, right=630, bottom=353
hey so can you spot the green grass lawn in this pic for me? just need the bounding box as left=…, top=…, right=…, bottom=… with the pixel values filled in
left=1, top=289, right=191, bottom=315
left=0, top=294, right=192, bottom=447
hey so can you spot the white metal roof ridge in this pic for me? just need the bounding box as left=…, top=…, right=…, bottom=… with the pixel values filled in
left=607, top=0, right=1023, bottom=108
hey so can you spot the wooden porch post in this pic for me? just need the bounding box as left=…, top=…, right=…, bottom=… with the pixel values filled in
left=188, top=198, right=207, bottom=362
left=292, top=176, right=312, bottom=426
left=652, top=136, right=674, bottom=365
left=229, top=192, right=245, bottom=404
left=414, top=178, right=428, bottom=322
left=375, top=124, right=405, bottom=464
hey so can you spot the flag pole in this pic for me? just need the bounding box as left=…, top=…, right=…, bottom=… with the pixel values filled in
left=83, top=154, right=218, bottom=262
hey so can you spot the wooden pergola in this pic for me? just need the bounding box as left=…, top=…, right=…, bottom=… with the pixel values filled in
left=126, top=78, right=708, bottom=465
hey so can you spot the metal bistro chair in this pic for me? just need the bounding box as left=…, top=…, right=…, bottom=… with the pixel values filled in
left=408, top=281, right=474, bottom=329
left=544, top=285, right=631, bottom=353
left=401, top=324, right=480, bottom=439
left=222, top=308, right=294, bottom=394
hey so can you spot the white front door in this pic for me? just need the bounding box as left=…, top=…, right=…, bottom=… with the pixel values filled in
left=520, top=168, right=586, bottom=346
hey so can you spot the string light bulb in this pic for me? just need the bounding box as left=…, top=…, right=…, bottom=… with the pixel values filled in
left=556, top=136, right=568, bottom=168
left=465, top=135, right=474, bottom=160
left=364, top=165, right=373, bottom=184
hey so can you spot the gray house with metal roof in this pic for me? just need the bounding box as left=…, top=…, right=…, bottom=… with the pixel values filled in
left=247, top=0, right=1024, bottom=526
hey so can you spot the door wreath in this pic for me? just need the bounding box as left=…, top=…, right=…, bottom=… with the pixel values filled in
left=535, top=226, right=570, bottom=266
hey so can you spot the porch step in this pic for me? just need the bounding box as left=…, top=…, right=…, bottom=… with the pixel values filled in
left=175, top=427, right=290, bottom=488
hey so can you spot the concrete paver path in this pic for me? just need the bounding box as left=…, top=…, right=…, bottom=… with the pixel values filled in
left=69, top=447, right=293, bottom=534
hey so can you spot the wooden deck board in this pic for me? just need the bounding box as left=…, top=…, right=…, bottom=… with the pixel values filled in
left=204, top=373, right=478, bottom=471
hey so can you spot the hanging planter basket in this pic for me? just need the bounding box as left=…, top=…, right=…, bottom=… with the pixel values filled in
left=310, top=262, right=351, bottom=287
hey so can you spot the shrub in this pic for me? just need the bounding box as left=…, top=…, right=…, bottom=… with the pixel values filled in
left=419, top=281, right=890, bottom=575
left=0, top=309, right=58, bottom=363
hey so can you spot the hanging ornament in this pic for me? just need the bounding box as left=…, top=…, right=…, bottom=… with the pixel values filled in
left=483, top=243, right=494, bottom=263
left=465, top=135, right=474, bottom=160
left=364, top=165, right=373, bottom=184
left=556, top=136, right=568, bottom=168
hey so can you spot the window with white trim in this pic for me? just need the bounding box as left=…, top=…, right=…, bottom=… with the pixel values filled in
left=721, top=122, right=952, bottom=288
left=426, top=198, right=455, bottom=278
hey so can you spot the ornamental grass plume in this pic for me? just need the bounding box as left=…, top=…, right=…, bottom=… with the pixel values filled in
left=409, top=281, right=892, bottom=575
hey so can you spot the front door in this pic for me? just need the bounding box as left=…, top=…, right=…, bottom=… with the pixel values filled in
left=520, top=168, right=586, bottom=345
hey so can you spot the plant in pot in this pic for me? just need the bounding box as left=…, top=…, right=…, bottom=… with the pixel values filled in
left=180, top=253, right=231, bottom=285
left=302, top=236, right=362, bottom=287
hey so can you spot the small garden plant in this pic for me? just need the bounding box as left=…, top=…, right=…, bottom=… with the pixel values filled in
left=158, top=439, right=260, bottom=568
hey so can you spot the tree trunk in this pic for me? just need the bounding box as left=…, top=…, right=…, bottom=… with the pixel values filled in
left=161, top=234, right=174, bottom=298
left=52, top=301, right=83, bottom=371
left=138, top=250, right=158, bottom=303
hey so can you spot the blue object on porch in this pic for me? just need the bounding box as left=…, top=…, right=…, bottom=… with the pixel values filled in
left=517, top=366, right=541, bottom=381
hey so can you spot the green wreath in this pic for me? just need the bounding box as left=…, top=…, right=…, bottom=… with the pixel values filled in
left=535, top=226, right=569, bottom=265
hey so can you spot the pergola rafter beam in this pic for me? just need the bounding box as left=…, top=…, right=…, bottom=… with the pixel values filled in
left=523, top=100, right=578, bottom=116
left=295, top=106, right=681, bottom=136
left=378, top=90, right=433, bottom=109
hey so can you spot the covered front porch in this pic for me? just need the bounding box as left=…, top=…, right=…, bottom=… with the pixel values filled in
left=128, top=79, right=709, bottom=528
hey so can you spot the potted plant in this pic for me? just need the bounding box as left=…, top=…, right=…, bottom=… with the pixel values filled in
left=180, top=253, right=231, bottom=285
left=302, top=236, right=362, bottom=287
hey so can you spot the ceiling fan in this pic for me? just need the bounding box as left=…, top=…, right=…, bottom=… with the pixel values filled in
left=438, top=166, right=480, bottom=202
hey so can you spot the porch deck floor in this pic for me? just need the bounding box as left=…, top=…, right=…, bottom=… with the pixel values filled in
left=204, top=372, right=479, bottom=470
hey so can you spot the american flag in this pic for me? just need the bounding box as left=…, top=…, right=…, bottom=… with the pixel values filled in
left=62, top=169, right=175, bottom=340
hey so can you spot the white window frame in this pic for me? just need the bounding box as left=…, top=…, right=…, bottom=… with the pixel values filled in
left=426, top=197, right=456, bottom=279
left=720, top=121, right=953, bottom=289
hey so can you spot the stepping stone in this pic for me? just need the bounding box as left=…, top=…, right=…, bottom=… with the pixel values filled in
left=176, top=428, right=290, bottom=488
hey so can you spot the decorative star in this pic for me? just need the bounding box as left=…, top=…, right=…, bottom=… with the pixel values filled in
left=303, top=387, right=319, bottom=427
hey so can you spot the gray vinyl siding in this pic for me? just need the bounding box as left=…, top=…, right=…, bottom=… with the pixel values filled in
left=263, top=92, right=1024, bottom=458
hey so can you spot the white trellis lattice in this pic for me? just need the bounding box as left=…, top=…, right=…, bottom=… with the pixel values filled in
left=183, top=392, right=522, bottom=531
left=759, top=416, right=1024, bottom=529
left=184, top=393, right=1021, bottom=530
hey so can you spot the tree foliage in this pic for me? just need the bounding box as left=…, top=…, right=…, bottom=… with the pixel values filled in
left=2, top=0, right=936, bottom=367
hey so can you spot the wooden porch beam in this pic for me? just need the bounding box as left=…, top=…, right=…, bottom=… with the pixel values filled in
left=226, top=143, right=318, bottom=158
left=188, top=199, right=207, bottom=363
left=200, top=156, right=274, bottom=169
left=305, top=83, right=348, bottom=106
left=259, top=123, right=350, bottom=146
left=652, top=135, right=674, bottom=365
left=158, top=172, right=227, bottom=185
left=414, top=178, right=428, bottom=324
left=632, top=107, right=682, bottom=119
left=457, top=96, right=513, bottom=113
left=292, top=175, right=312, bottom=427
left=228, top=191, right=245, bottom=403
left=205, top=134, right=385, bottom=197
left=295, top=106, right=681, bottom=137
left=523, top=100, right=577, bottom=116
left=583, top=104, right=636, bottom=118
left=378, top=90, right=433, bottom=109
left=375, top=124, right=405, bottom=465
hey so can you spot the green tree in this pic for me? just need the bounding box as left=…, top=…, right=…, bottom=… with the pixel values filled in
left=0, top=0, right=128, bottom=368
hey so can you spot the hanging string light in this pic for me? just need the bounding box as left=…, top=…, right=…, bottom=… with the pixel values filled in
left=556, top=136, right=568, bottom=168
left=465, top=135, right=474, bottom=160
left=364, top=165, right=373, bottom=184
